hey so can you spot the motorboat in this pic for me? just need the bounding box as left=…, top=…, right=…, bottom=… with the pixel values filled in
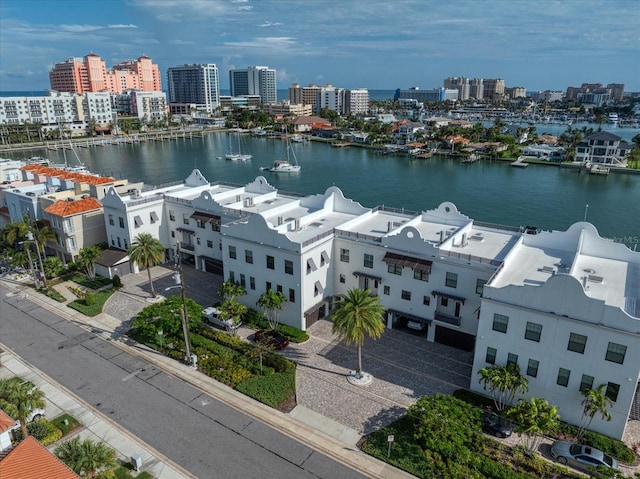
left=607, top=113, right=619, bottom=124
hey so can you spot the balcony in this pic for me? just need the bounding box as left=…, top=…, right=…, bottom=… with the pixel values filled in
left=434, top=311, right=461, bottom=326
left=180, top=241, right=195, bottom=252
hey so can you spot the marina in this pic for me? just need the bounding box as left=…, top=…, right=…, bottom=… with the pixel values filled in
left=5, top=125, right=640, bottom=247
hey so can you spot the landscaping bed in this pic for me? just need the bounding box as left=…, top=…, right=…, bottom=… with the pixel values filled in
left=67, top=289, right=116, bottom=316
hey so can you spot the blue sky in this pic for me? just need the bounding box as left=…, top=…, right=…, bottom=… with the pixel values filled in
left=1, top=0, right=639, bottom=93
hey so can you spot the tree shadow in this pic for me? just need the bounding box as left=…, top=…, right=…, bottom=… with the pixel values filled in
left=361, top=404, right=408, bottom=436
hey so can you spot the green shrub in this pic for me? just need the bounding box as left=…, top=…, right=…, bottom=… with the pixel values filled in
left=41, top=424, right=63, bottom=446
left=277, top=324, right=309, bottom=343
left=13, top=419, right=50, bottom=441
left=67, top=289, right=115, bottom=316
left=237, top=370, right=296, bottom=408
left=67, top=261, right=78, bottom=272
left=43, top=257, right=65, bottom=278
left=84, top=291, right=95, bottom=306
left=50, top=414, right=80, bottom=436
left=112, top=275, right=122, bottom=288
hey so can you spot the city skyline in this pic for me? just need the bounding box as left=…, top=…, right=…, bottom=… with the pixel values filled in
left=0, top=0, right=639, bottom=93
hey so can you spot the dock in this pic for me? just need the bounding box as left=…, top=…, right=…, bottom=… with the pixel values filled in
left=511, top=156, right=529, bottom=168
left=589, top=164, right=610, bottom=175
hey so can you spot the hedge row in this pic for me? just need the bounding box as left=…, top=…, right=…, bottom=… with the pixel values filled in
left=236, top=371, right=296, bottom=408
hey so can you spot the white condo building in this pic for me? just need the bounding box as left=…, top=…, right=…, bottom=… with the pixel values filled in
left=229, top=66, right=277, bottom=104
left=345, top=89, right=370, bottom=115
left=101, top=170, right=640, bottom=440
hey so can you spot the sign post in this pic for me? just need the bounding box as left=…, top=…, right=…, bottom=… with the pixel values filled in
left=387, top=434, right=394, bottom=458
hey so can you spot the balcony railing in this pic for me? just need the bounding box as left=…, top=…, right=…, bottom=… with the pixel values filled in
left=180, top=242, right=194, bottom=251
left=434, top=311, right=461, bottom=326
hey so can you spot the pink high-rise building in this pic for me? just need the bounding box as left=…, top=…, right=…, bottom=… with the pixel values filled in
left=49, top=53, right=161, bottom=94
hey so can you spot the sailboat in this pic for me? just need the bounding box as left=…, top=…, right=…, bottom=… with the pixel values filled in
left=267, top=131, right=301, bottom=173
left=225, top=128, right=252, bottom=161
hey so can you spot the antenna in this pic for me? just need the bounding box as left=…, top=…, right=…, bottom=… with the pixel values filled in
left=583, top=204, right=589, bottom=222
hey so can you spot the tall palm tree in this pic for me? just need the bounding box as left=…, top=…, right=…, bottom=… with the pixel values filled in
left=577, top=384, right=613, bottom=440
left=478, top=364, right=529, bottom=412
left=2, top=221, right=28, bottom=247
left=0, top=378, right=46, bottom=439
left=256, top=289, right=286, bottom=330
left=34, top=225, right=56, bottom=260
left=128, top=233, right=165, bottom=298
left=331, top=288, right=385, bottom=380
left=54, top=436, right=118, bottom=479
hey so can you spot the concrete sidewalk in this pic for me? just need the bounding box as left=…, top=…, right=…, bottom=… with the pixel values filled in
left=1, top=273, right=416, bottom=479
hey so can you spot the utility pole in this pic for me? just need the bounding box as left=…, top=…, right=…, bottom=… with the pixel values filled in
left=175, top=243, right=195, bottom=367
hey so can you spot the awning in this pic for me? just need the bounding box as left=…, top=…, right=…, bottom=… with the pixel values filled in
left=314, top=281, right=324, bottom=294
left=305, top=300, right=327, bottom=316
left=431, top=290, right=466, bottom=304
left=191, top=211, right=220, bottom=223
left=307, top=258, right=318, bottom=272
left=176, top=227, right=194, bottom=234
left=383, top=252, right=432, bottom=273
left=353, top=271, right=382, bottom=281
left=150, top=211, right=159, bottom=222
left=387, top=308, right=432, bottom=325
left=134, top=215, right=143, bottom=227
left=321, top=251, right=330, bottom=263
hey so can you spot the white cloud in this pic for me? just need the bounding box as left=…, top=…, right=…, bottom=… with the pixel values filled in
left=107, top=24, right=138, bottom=29
left=258, top=21, right=282, bottom=28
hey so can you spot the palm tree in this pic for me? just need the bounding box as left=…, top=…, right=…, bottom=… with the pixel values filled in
left=54, top=436, right=118, bottom=479
left=77, top=245, right=102, bottom=280
left=219, top=279, right=246, bottom=302
left=2, top=221, right=28, bottom=247
left=577, top=384, right=613, bottom=440
left=330, top=288, right=385, bottom=380
left=478, top=364, right=529, bottom=412
left=128, top=233, right=165, bottom=298
left=506, top=397, right=559, bottom=456
left=0, top=378, right=46, bottom=439
left=34, top=225, right=56, bottom=261
left=256, top=289, right=287, bottom=330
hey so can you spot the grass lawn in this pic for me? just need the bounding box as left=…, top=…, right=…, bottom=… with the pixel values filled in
left=114, top=464, right=153, bottom=479
left=50, top=413, right=81, bottom=436
left=67, top=289, right=116, bottom=316
left=42, top=288, right=67, bottom=302
left=70, top=274, right=112, bottom=290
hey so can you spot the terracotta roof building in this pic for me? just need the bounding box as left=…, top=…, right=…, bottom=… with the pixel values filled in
left=0, top=436, right=80, bottom=478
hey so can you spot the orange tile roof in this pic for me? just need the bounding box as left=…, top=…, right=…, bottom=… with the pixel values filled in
left=0, top=436, right=80, bottom=478
left=19, top=165, right=115, bottom=186
left=44, top=197, right=103, bottom=217
left=0, top=410, right=18, bottom=434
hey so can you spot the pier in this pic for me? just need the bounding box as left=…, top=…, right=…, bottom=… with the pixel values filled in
left=511, top=156, right=529, bottom=168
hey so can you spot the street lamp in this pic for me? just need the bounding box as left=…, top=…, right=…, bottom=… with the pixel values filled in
left=173, top=242, right=196, bottom=368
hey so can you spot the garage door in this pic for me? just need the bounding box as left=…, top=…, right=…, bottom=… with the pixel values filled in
left=434, top=325, right=475, bottom=352
left=203, top=257, right=223, bottom=275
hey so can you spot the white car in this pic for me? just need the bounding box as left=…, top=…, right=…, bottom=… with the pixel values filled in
left=407, top=320, right=425, bottom=331
left=202, top=307, right=241, bottom=331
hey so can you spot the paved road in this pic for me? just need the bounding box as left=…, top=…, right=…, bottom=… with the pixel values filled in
left=0, top=284, right=365, bottom=479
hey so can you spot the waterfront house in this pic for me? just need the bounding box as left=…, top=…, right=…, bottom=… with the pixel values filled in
left=290, top=116, right=331, bottom=133
left=575, top=131, right=632, bottom=167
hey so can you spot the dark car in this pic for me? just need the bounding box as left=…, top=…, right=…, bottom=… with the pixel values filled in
left=253, top=330, right=289, bottom=350
left=482, top=411, right=514, bottom=438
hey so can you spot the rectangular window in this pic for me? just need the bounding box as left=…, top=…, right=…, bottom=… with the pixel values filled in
left=476, top=279, right=487, bottom=295
left=229, top=271, right=235, bottom=283
left=414, top=269, right=429, bottom=281
left=245, top=249, right=253, bottom=264
left=440, top=297, right=448, bottom=307
left=527, top=359, right=539, bottom=378
left=507, top=353, right=518, bottom=368
left=169, top=210, right=175, bottom=221
left=229, top=245, right=236, bottom=259
left=171, top=231, right=175, bottom=238
left=383, top=285, right=390, bottom=295
left=445, top=272, right=458, bottom=288
left=401, top=290, right=411, bottom=301
left=284, top=260, right=293, bottom=275
left=207, top=240, right=213, bottom=248
left=289, top=288, right=295, bottom=303
left=183, top=214, right=189, bottom=225
left=239, top=274, right=246, bottom=287
left=266, top=281, right=272, bottom=292
left=492, top=313, right=509, bottom=333
left=423, top=295, right=430, bottom=306
left=197, top=219, right=205, bottom=229
left=580, top=374, right=594, bottom=392
left=339, top=274, right=345, bottom=284
left=525, top=322, right=542, bottom=342
left=557, top=368, right=571, bottom=387
left=119, top=217, right=124, bottom=228
left=277, top=284, right=282, bottom=294
left=249, top=276, right=255, bottom=290
left=266, top=255, right=274, bottom=270
left=567, top=333, right=587, bottom=354
left=485, top=347, right=497, bottom=364
left=340, top=248, right=350, bottom=263
left=196, top=238, right=201, bottom=245
left=605, top=382, right=620, bottom=402
left=108, top=214, right=114, bottom=226
left=364, top=253, right=374, bottom=268
left=388, top=263, right=402, bottom=275
left=605, top=342, right=627, bottom=364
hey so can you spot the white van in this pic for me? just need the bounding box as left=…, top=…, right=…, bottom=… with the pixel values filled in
left=202, top=307, right=241, bottom=331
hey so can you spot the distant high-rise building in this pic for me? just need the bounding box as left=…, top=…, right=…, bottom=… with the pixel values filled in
left=394, top=87, right=458, bottom=103
left=229, top=66, right=277, bottom=103
left=470, top=78, right=484, bottom=99
left=483, top=79, right=505, bottom=100
left=49, top=53, right=161, bottom=94
left=607, top=83, right=625, bottom=101
left=344, top=89, right=369, bottom=115
left=565, top=82, right=623, bottom=103
left=444, top=77, right=470, bottom=101
left=505, top=87, right=527, bottom=99
left=167, top=64, right=220, bottom=113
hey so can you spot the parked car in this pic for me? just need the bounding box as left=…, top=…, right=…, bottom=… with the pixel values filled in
left=550, top=440, right=619, bottom=471
left=407, top=320, right=425, bottom=331
left=202, top=306, right=240, bottom=331
left=253, top=330, right=289, bottom=350
left=482, top=411, right=513, bottom=438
